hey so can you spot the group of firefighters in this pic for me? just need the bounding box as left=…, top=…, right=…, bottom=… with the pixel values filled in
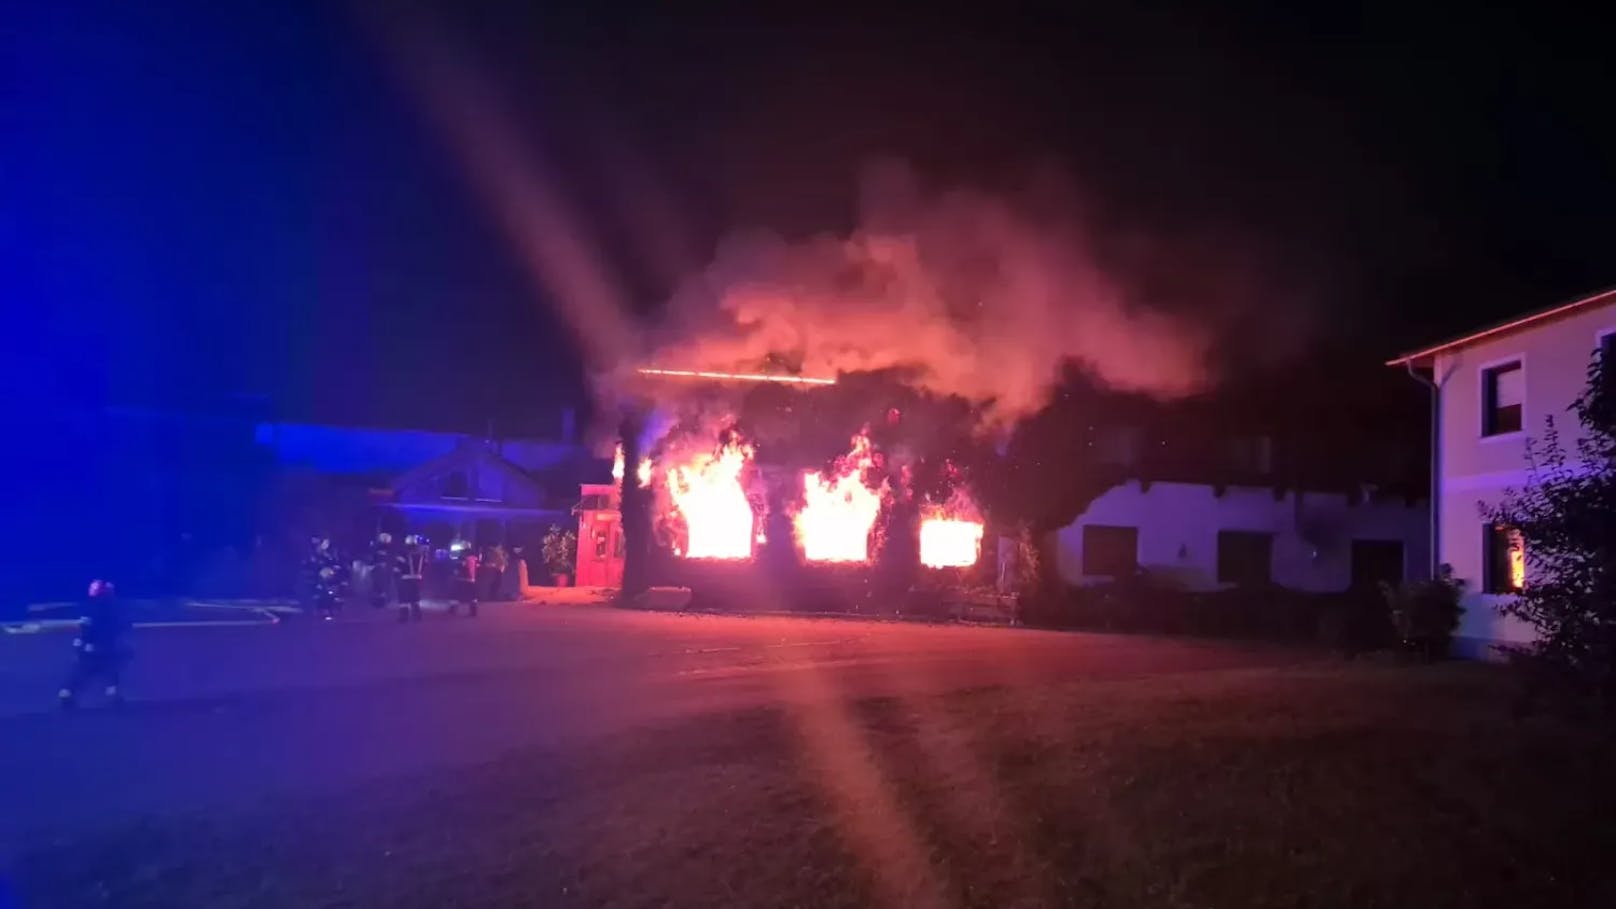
left=53, top=532, right=506, bottom=709
left=303, top=532, right=490, bottom=623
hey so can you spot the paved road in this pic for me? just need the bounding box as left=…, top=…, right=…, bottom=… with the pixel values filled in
left=0, top=604, right=1304, bottom=852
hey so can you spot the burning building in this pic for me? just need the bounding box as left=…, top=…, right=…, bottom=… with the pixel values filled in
left=599, top=367, right=993, bottom=611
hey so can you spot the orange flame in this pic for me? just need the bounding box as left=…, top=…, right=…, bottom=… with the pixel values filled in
left=667, top=436, right=757, bottom=559
left=919, top=486, right=984, bottom=569
left=795, top=433, right=886, bottom=563
left=919, top=519, right=984, bottom=568
left=611, top=443, right=652, bottom=488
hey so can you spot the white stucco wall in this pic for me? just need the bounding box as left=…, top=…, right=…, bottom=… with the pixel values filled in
left=1430, top=294, right=1616, bottom=652
left=1052, top=481, right=1428, bottom=593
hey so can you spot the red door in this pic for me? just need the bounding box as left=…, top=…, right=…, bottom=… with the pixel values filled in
left=576, top=512, right=625, bottom=587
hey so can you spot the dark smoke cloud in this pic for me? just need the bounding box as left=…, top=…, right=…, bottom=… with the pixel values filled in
left=636, top=159, right=1238, bottom=428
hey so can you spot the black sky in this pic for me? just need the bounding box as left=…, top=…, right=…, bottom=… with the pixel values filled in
left=8, top=1, right=1614, bottom=433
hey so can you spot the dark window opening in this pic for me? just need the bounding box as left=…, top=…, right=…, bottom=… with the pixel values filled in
left=1483, top=523, right=1525, bottom=594
left=1600, top=334, right=1616, bottom=397
left=1217, top=531, right=1273, bottom=586
left=1350, top=540, right=1405, bottom=590
left=1482, top=362, right=1523, bottom=436
left=1081, top=525, right=1138, bottom=578
left=442, top=471, right=469, bottom=499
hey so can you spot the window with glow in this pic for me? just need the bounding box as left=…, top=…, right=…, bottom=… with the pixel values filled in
left=1483, top=523, right=1525, bottom=594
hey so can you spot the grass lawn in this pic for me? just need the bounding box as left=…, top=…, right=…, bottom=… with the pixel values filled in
left=13, top=661, right=1616, bottom=908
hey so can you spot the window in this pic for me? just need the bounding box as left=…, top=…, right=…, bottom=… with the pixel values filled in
left=1483, top=523, right=1525, bottom=594
left=1217, top=531, right=1273, bottom=586
left=1081, top=525, right=1138, bottom=578
left=1482, top=362, right=1523, bottom=436
left=441, top=470, right=469, bottom=499
left=1600, top=333, right=1616, bottom=395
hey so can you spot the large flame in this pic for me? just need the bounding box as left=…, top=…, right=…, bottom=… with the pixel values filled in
left=667, top=436, right=757, bottom=559
left=919, top=486, right=984, bottom=569
left=795, top=433, right=886, bottom=563
left=919, top=519, right=984, bottom=568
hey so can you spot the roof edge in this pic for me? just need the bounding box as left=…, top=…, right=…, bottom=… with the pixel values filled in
left=1386, top=285, right=1616, bottom=367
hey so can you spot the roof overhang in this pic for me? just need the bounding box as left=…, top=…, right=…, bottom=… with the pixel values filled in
left=1386, top=286, right=1616, bottom=368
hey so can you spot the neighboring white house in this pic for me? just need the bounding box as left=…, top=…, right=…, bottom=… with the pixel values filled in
left=1389, top=286, right=1616, bottom=658
left=1052, top=481, right=1428, bottom=593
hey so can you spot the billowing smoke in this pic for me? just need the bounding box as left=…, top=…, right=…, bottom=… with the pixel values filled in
left=637, top=159, right=1217, bottom=427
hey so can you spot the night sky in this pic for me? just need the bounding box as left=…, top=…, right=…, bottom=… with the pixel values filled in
left=8, top=1, right=1613, bottom=433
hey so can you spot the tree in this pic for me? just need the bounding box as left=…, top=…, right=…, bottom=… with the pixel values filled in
left=1486, top=351, right=1616, bottom=708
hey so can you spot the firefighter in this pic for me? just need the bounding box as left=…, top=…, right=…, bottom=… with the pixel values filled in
left=396, top=534, right=427, bottom=623
left=307, top=537, right=344, bottom=621
left=297, top=534, right=322, bottom=613
left=447, top=539, right=478, bottom=617
left=368, top=531, right=396, bottom=609
left=58, top=579, right=130, bottom=709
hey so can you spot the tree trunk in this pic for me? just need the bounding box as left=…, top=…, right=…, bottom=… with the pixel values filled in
left=619, top=409, right=651, bottom=598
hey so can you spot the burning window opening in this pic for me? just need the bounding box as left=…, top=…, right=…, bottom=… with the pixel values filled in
left=918, top=519, right=985, bottom=569
left=665, top=435, right=759, bottom=560
left=918, top=484, right=985, bottom=569
left=794, top=432, right=887, bottom=563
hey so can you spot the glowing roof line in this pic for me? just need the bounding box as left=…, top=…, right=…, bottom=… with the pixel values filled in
left=636, top=368, right=836, bottom=386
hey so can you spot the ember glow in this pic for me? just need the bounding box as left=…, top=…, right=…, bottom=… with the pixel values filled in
left=666, top=437, right=757, bottom=559
left=795, top=434, right=886, bottom=563
left=636, top=367, right=836, bottom=386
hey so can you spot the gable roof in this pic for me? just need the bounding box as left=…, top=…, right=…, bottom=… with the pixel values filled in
left=389, top=441, right=546, bottom=501
left=1387, top=286, right=1616, bottom=367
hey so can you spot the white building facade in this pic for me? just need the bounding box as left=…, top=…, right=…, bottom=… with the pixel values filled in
left=1390, top=287, right=1616, bottom=658
left=1052, top=481, right=1427, bottom=594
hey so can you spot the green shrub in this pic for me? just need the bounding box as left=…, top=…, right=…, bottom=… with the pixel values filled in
left=1379, top=566, right=1464, bottom=660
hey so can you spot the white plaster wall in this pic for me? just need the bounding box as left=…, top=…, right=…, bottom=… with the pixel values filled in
left=1431, top=294, right=1616, bottom=651
left=1433, top=297, right=1616, bottom=483
left=1053, top=481, right=1428, bottom=593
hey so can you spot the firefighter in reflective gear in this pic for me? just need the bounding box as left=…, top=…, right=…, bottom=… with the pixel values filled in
left=447, top=539, right=478, bottom=617
left=396, top=535, right=427, bottom=623
left=368, top=531, right=396, bottom=609
left=306, top=537, right=344, bottom=621
left=59, top=579, right=129, bottom=708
